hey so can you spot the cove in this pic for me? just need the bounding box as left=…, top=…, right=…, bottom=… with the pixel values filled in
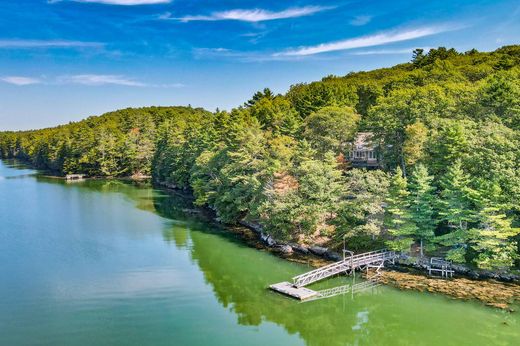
left=1, top=159, right=519, bottom=346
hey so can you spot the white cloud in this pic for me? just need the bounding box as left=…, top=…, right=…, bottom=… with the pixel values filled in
left=58, top=74, right=147, bottom=86
left=56, top=74, right=183, bottom=87
left=166, top=6, right=333, bottom=23
left=50, top=0, right=171, bottom=5
left=0, top=39, right=103, bottom=48
left=350, top=15, right=372, bottom=26
left=1, top=73, right=182, bottom=88
left=1, top=76, right=42, bottom=86
left=351, top=47, right=433, bottom=55
left=276, top=25, right=460, bottom=56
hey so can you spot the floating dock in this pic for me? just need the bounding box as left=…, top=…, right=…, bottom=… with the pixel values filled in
left=270, top=249, right=396, bottom=300
left=269, top=282, right=319, bottom=300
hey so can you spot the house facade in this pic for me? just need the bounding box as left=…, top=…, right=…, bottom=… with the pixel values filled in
left=346, top=132, right=380, bottom=168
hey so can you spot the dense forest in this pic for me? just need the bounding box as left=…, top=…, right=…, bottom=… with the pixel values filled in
left=1, top=46, right=520, bottom=270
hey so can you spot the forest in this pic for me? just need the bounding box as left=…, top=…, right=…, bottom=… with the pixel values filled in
left=1, top=45, right=520, bottom=270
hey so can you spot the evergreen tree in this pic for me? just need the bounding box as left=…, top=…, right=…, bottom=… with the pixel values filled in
left=385, top=167, right=417, bottom=252
left=469, top=205, right=519, bottom=269
left=408, top=164, right=437, bottom=256
left=468, top=183, right=520, bottom=269
left=436, top=160, right=477, bottom=262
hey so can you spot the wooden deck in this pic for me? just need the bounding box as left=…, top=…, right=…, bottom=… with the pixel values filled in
left=269, top=282, right=319, bottom=300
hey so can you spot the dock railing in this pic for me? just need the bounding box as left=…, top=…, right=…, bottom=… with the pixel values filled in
left=292, top=249, right=396, bottom=288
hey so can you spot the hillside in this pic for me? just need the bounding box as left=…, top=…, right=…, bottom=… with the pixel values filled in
left=1, top=45, right=519, bottom=270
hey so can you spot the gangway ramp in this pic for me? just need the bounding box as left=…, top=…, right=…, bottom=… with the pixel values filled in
left=270, top=249, right=396, bottom=300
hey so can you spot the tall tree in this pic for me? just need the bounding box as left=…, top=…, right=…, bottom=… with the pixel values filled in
left=385, top=167, right=417, bottom=252
left=436, top=160, right=477, bottom=262
left=408, top=164, right=437, bottom=256
left=303, top=106, right=360, bottom=158
left=469, top=202, right=520, bottom=269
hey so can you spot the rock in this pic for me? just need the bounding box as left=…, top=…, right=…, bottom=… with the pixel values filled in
left=290, top=243, right=309, bottom=254
left=324, top=250, right=342, bottom=261
left=260, top=233, right=276, bottom=247
left=239, top=220, right=264, bottom=234
left=308, top=246, right=328, bottom=256
left=467, top=271, right=480, bottom=280
left=274, top=245, right=293, bottom=254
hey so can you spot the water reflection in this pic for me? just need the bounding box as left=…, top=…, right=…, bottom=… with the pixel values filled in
left=3, top=161, right=517, bottom=346
left=152, top=190, right=520, bottom=346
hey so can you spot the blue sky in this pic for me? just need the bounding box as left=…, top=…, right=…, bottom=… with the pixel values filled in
left=1, top=0, right=519, bottom=130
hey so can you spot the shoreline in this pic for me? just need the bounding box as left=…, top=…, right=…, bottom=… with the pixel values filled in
left=4, top=160, right=520, bottom=310
left=155, top=182, right=520, bottom=311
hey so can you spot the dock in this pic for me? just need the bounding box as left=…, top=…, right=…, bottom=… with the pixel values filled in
left=270, top=249, right=396, bottom=300
left=269, top=282, right=319, bottom=300
left=65, top=174, right=86, bottom=181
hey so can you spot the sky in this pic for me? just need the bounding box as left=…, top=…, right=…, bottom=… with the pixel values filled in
left=0, top=0, right=519, bottom=130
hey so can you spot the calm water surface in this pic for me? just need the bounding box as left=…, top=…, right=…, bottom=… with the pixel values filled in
left=1, top=160, right=519, bottom=346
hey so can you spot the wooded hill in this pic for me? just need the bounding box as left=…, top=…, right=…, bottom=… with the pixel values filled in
left=1, top=45, right=520, bottom=269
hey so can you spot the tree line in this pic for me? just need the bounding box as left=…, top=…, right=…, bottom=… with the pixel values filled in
left=1, top=45, right=519, bottom=269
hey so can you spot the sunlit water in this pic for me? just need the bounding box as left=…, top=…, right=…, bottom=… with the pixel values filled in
left=1, top=160, right=519, bottom=346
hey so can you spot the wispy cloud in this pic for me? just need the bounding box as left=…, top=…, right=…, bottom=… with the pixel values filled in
left=58, top=74, right=147, bottom=86
left=0, top=39, right=103, bottom=49
left=57, top=74, right=183, bottom=87
left=49, top=0, right=171, bottom=5
left=276, top=25, right=462, bottom=56
left=351, top=47, right=433, bottom=55
left=1, top=76, right=42, bottom=86
left=350, top=15, right=372, bottom=26
left=192, top=47, right=336, bottom=63
left=0, top=73, right=181, bottom=88
left=163, top=6, right=333, bottom=23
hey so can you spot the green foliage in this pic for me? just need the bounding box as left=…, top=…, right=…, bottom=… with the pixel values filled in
left=302, top=106, right=360, bottom=157
left=408, top=164, right=437, bottom=256
left=335, top=169, right=390, bottom=242
left=469, top=204, right=520, bottom=269
left=2, top=45, right=520, bottom=268
left=258, top=149, right=345, bottom=239
left=385, top=167, right=417, bottom=252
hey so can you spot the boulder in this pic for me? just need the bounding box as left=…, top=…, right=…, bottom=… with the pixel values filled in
left=308, top=246, right=328, bottom=256
left=290, top=244, right=309, bottom=255
left=324, top=251, right=342, bottom=261
left=260, top=233, right=276, bottom=247
left=275, top=245, right=293, bottom=254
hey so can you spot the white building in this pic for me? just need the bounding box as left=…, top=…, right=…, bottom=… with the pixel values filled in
left=346, top=132, right=380, bottom=168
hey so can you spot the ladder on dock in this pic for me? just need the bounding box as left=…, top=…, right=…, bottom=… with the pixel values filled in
left=270, top=249, right=396, bottom=300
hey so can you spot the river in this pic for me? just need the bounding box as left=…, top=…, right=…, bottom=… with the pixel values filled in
left=0, top=159, right=519, bottom=345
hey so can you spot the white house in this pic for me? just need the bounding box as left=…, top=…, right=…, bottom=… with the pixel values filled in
left=346, top=132, right=380, bottom=168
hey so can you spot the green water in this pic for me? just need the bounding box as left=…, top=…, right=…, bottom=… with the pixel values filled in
left=0, top=160, right=519, bottom=346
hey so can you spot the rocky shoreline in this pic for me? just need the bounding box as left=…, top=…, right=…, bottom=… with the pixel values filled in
left=373, top=270, right=520, bottom=311
left=238, top=220, right=520, bottom=283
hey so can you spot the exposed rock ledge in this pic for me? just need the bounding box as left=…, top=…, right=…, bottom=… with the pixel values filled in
left=374, top=270, right=520, bottom=311
left=238, top=220, right=520, bottom=284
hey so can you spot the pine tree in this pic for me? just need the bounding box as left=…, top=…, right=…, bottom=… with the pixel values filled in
left=436, top=160, right=477, bottom=262
left=469, top=183, right=520, bottom=269
left=385, top=167, right=417, bottom=252
left=408, top=164, right=437, bottom=256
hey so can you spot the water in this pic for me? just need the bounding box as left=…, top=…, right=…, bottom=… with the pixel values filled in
left=1, top=159, right=519, bottom=346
